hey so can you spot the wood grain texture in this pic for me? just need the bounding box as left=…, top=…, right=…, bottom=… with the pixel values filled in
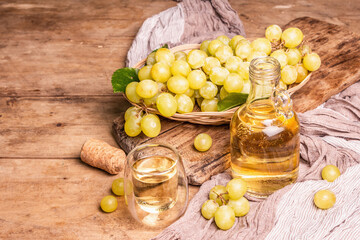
left=0, top=158, right=199, bottom=239
left=1, top=0, right=360, bottom=239
left=286, top=17, right=360, bottom=112
left=113, top=115, right=230, bottom=185
left=0, top=96, right=129, bottom=158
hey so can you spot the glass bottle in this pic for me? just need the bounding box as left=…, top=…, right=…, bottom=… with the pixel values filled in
left=230, top=56, right=300, bottom=198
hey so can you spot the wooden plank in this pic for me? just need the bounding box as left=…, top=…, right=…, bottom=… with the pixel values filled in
left=1, top=0, right=360, bottom=97
left=0, top=0, right=176, bottom=97
left=0, top=158, right=199, bottom=239
left=0, top=96, right=129, bottom=158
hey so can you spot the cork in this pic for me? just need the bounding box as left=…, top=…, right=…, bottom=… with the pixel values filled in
left=80, top=138, right=126, bottom=174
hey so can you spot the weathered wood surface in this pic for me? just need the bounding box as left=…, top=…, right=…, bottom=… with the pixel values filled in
left=113, top=17, right=360, bottom=185
left=0, top=158, right=199, bottom=239
left=1, top=0, right=360, bottom=239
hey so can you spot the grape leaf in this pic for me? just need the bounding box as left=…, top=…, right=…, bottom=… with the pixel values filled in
left=217, top=93, right=249, bottom=112
left=111, top=68, right=139, bottom=93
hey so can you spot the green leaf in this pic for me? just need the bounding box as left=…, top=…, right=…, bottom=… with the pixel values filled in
left=217, top=93, right=249, bottom=112
left=152, top=44, right=169, bottom=53
left=111, top=68, right=139, bottom=93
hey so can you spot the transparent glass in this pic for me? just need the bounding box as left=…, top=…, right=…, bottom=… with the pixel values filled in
left=230, top=56, right=300, bottom=198
left=124, top=143, right=188, bottom=228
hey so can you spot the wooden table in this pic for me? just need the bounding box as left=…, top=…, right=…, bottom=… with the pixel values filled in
left=1, top=0, right=359, bottom=239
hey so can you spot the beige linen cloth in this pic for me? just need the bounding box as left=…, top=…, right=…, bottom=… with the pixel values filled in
left=126, top=0, right=360, bottom=239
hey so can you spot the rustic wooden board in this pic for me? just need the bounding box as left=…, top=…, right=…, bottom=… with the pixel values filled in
left=0, top=158, right=199, bottom=239
left=287, top=17, right=360, bottom=112
left=0, top=96, right=128, bottom=158
left=113, top=17, right=360, bottom=185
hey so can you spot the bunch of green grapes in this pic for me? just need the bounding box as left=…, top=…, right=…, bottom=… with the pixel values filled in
left=123, top=26, right=321, bottom=138
left=265, top=25, right=321, bottom=85
left=201, top=178, right=250, bottom=230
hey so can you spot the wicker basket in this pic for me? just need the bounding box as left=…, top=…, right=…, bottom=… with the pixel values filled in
left=128, top=44, right=311, bottom=125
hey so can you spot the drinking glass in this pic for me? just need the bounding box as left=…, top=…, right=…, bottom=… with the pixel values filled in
left=124, top=143, right=188, bottom=228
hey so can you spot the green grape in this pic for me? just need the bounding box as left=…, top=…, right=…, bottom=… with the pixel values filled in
left=278, top=79, right=288, bottom=90
left=140, top=114, right=161, bottom=138
left=138, top=65, right=153, bottom=80
left=194, top=90, right=201, bottom=99
left=112, top=178, right=125, bottom=196
left=235, top=41, right=252, bottom=60
left=281, top=65, right=297, bottom=85
left=187, top=70, right=207, bottom=89
left=224, top=73, right=244, bottom=93
left=155, top=48, right=175, bottom=65
left=156, top=92, right=177, bottom=117
left=200, top=40, right=211, bottom=56
left=270, top=49, right=288, bottom=69
left=237, top=62, right=250, bottom=81
left=157, top=82, right=167, bottom=92
left=201, top=98, right=218, bottom=112
left=151, top=62, right=172, bottom=83
left=143, top=93, right=159, bottom=107
left=210, top=67, right=230, bottom=85
left=295, top=64, right=308, bottom=83
left=229, top=35, right=245, bottom=51
left=100, top=195, right=118, bottom=213
left=201, top=200, right=219, bottom=219
left=247, top=51, right=267, bottom=62
left=321, top=165, right=341, bottom=182
left=226, top=177, right=247, bottom=200
left=124, top=106, right=143, bottom=121
left=219, top=87, right=229, bottom=100
left=187, top=49, right=207, bottom=69
left=194, top=133, right=212, bottom=151
left=196, top=97, right=203, bottom=107
left=281, top=28, right=303, bottom=48
left=303, top=52, right=321, bottom=71
left=209, top=185, right=229, bottom=206
left=124, top=115, right=142, bottom=137
left=214, top=205, right=235, bottom=230
left=286, top=48, right=302, bottom=66
left=314, top=190, right=336, bottom=210
left=225, top=56, right=243, bottom=73
left=227, top=197, right=250, bottom=217
left=265, top=24, right=282, bottom=43
left=170, top=60, right=191, bottom=77
left=175, top=94, right=194, bottom=113
left=199, top=81, right=218, bottom=99
left=174, top=51, right=187, bottom=61
left=250, top=38, right=272, bottom=55
left=125, top=82, right=142, bottom=103
left=136, top=79, right=158, bottom=98
left=216, top=35, right=230, bottom=45
left=202, top=57, right=221, bottom=75
left=146, top=51, right=156, bottom=66
left=300, top=44, right=312, bottom=56
left=167, top=75, right=189, bottom=94
left=215, top=45, right=233, bottom=64
left=208, top=39, right=224, bottom=56
left=184, top=88, right=194, bottom=97
left=241, top=79, right=251, bottom=94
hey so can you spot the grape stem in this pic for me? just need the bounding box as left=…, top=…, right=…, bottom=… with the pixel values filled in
left=215, top=191, right=229, bottom=205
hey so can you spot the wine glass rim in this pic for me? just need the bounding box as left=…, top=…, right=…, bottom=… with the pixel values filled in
left=128, top=143, right=180, bottom=175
